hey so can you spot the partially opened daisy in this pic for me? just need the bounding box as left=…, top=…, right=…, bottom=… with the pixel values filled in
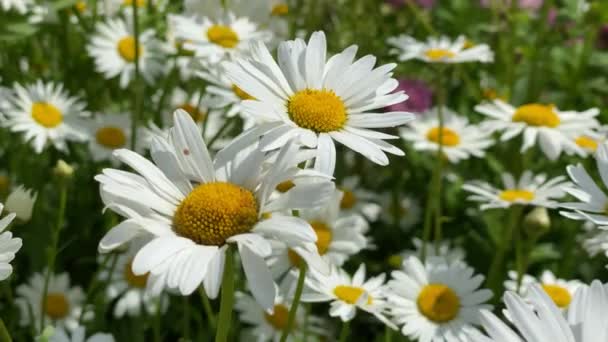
left=463, top=171, right=569, bottom=210
left=475, top=100, right=599, bottom=160
left=87, top=113, right=138, bottom=163
left=222, top=31, right=415, bottom=175
left=95, top=110, right=334, bottom=309
left=387, top=256, right=492, bottom=342
left=387, top=35, right=494, bottom=63
left=0, top=203, right=21, bottom=281
left=504, top=270, right=582, bottom=310
left=338, top=176, right=382, bottom=221
left=565, top=126, right=606, bottom=158
left=388, top=238, right=465, bottom=268
left=560, top=142, right=608, bottom=226
left=1, top=81, right=88, bottom=153
left=400, top=107, right=495, bottom=163
left=170, top=13, right=272, bottom=64
left=16, top=271, right=90, bottom=332
left=88, top=18, right=164, bottom=88
left=301, top=264, right=395, bottom=328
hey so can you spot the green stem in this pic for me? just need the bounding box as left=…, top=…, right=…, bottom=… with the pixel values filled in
left=154, top=295, right=163, bottom=342
left=486, top=206, right=523, bottom=296
left=215, top=246, right=235, bottom=342
left=0, top=318, right=12, bottom=342
left=404, top=1, right=435, bottom=35
left=338, top=321, right=350, bottom=342
left=130, top=0, right=141, bottom=150
left=433, top=68, right=447, bottom=254
left=199, top=287, right=217, bottom=329
left=384, top=324, right=392, bottom=342
left=207, top=116, right=236, bottom=149
left=183, top=297, right=190, bottom=339
left=78, top=254, right=112, bottom=323
left=280, top=264, right=307, bottom=342
left=39, top=181, right=68, bottom=332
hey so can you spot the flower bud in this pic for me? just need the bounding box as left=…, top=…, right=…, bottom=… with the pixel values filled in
left=53, top=160, right=74, bottom=179
left=5, top=186, right=37, bottom=223
left=523, top=207, right=551, bottom=238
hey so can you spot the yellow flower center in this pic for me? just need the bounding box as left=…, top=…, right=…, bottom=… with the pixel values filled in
left=264, top=304, right=291, bottom=331
left=96, top=126, right=127, bottom=149
left=271, top=3, right=289, bottom=16
left=123, top=0, right=145, bottom=7
left=178, top=104, right=205, bottom=122
left=426, top=127, right=460, bottom=146
left=44, top=293, right=70, bottom=320
left=463, top=40, right=475, bottom=49
left=124, top=260, right=149, bottom=288
left=231, top=84, right=255, bottom=100
left=388, top=254, right=403, bottom=268
left=207, top=25, right=239, bottom=48
left=75, top=1, right=87, bottom=13
left=31, top=102, right=63, bottom=128
left=117, top=36, right=143, bottom=62
left=512, top=104, right=560, bottom=127
left=340, top=189, right=356, bottom=209
left=499, top=189, right=535, bottom=202
left=287, top=249, right=304, bottom=268
left=575, top=136, right=598, bottom=151
left=310, top=221, right=332, bottom=255
left=173, top=182, right=258, bottom=245
left=417, top=284, right=460, bottom=323
left=333, top=285, right=372, bottom=305
left=542, top=284, right=572, bottom=308
left=425, top=49, right=456, bottom=61
left=288, top=89, right=347, bottom=133
left=275, top=180, right=295, bottom=193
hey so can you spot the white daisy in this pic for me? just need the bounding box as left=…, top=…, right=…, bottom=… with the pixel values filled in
left=388, top=238, right=465, bottom=268
left=338, top=176, right=382, bottom=221
left=560, top=142, right=608, bottom=226
left=578, top=221, right=608, bottom=257
left=170, top=12, right=272, bottom=64
left=101, top=0, right=158, bottom=17
left=88, top=18, right=164, bottom=88
left=87, top=113, right=139, bottom=163
left=378, top=192, right=421, bottom=230
left=564, top=125, right=608, bottom=158
left=463, top=171, right=569, bottom=210
left=475, top=100, right=599, bottom=160
left=0, top=203, right=21, bottom=281
left=467, top=281, right=608, bottom=342
left=222, top=31, right=415, bottom=175
left=95, top=110, right=334, bottom=310
left=387, top=256, right=492, bottom=342
left=5, top=185, right=37, bottom=222
left=504, top=270, right=582, bottom=310
left=1, top=81, right=88, bottom=153
left=387, top=35, right=494, bottom=63
left=302, top=264, right=395, bottom=328
left=400, top=107, right=495, bottom=163
left=16, top=271, right=90, bottom=332
left=0, top=0, right=31, bottom=13
left=46, top=325, right=114, bottom=342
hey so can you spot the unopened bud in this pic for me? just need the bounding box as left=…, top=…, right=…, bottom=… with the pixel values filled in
left=523, top=207, right=551, bottom=238
left=5, top=185, right=37, bottom=223
left=53, top=160, right=74, bottom=179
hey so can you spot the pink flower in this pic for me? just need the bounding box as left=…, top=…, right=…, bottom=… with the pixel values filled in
left=386, top=0, right=435, bottom=9
left=385, top=79, right=433, bottom=114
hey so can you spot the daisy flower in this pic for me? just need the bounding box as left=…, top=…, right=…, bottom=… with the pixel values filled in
left=170, top=13, right=272, bottom=64
left=504, top=270, right=582, bottom=310
left=302, top=264, right=395, bottom=328
left=5, top=185, right=37, bottom=222
left=0, top=203, right=21, bottom=281
left=475, top=100, right=599, bottom=160
left=463, top=171, right=569, bottom=210
left=222, top=31, right=415, bottom=175
left=387, top=35, right=494, bottom=63
left=1, top=81, right=88, bottom=153
left=578, top=221, right=608, bottom=257
left=378, top=192, right=421, bottom=230
left=87, top=113, right=139, bottom=163
left=560, top=142, right=608, bottom=226
left=95, top=110, right=334, bottom=309
left=388, top=238, right=465, bottom=268
left=1, top=0, right=31, bottom=13
left=46, top=325, right=114, bottom=342
left=400, top=107, right=495, bottom=163
left=338, top=176, right=382, bottom=221
left=467, top=281, right=608, bottom=342
left=564, top=125, right=608, bottom=158
left=387, top=256, right=492, bottom=342
left=16, top=271, right=90, bottom=332
left=88, top=18, right=164, bottom=88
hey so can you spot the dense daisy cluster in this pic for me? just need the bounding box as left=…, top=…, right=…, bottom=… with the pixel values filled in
left=0, top=0, right=608, bottom=341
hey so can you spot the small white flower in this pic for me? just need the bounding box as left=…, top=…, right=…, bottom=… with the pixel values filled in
left=45, top=325, right=114, bottom=342
left=338, top=176, right=382, bottom=221
left=87, top=113, right=140, bottom=163
left=389, top=238, right=465, bottom=268
left=5, top=185, right=37, bottom=222
left=387, top=35, right=494, bottom=63
left=504, top=270, right=582, bottom=310
left=378, top=192, right=421, bottom=230
left=0, top=203, right=21, bottom=281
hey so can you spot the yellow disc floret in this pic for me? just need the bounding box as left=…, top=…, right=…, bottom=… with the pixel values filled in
left=178, top=104, right=205, bottom=122
left=32, top=102, right=63, bottom=128
left=542, top=284, right=572, bottom=308
left=275, top=180, right=295, bottom=193
left=309, top=221, right=332, bottom=255
left=117, top=36, right=143, bottom=62
left=575, top=136, right=598, bottom=151
left=425, top=49, right=456, bottom=61
left=231, top=84, right=255, bottom=100
left=417, top=284, right=460, bottom=323
left=499, top=189, right=535, bottom=202
left=207, top=25, right=239, bottom=48
left=96, top=126, right=127, bottom=149
left=340, top=189, right=356, bottom=209
left=44, top=293, right=70, bottom=319
left=333, top=285, right=372, bottom=305
left=124, top=260, right=149, bottom=288
left=271, top=3, right=289, bottom=16
left=288, top=89, right=347, bottom=133
left=264, top=304, right=291, bottom=331
left=512, top=104, right=560, bottom=127
left=123, top=0, right=146, bottom=7
left=426, top=127, right=460, bottom=146
left=173, top=182, right=258, bottom=245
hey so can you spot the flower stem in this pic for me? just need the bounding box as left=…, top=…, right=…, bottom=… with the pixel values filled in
left=199, top=287, right=217, bottom=329
left=130, top=0, right=142, bottom=150
left=215, top=246, right=235, bottom=342
left=280, top=263, right=307, bottom=342
left=486, top=205, right=523, bottom=296
left=0, top=317, right=12, bottom=342
left=338, top=320, right=350, bottom=342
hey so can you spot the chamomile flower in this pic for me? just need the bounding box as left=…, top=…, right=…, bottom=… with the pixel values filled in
left=338, top=176, right=382, bottom=221
left=560, top=143, right=608, bottom=226
left=387, top=256, right=492, bottom=342
left=87, top=113, right=139, bottom=163
left=5, top=185, right=37, bottom=222
left=0, top=203, right=21, bottom=281
left=96, top=110, right=334, bottom=310
left=504, top=270, right=582, bottom=310
left=475, top=100, right=600, bottom=160
left=45, top=325, right=114, bottom=342
left=463, top=171, right=569, bottom=210
left=1, top=81, right=88, bottom=153
left=170, top=13, right=272, bottom=64
left=16, top=271, right=90, bottom=332
left=1, top=0, right=31, bottom=13
left=379, top=192, right=421, bottom=230
left=578, top=221, right=608, bottom=257
left=88, top=18, right=164, bottom=88
left=400, top=107, right=494, bottom=163
left=565, top=126, right=607, bottom=157
left=388, top=238, right=465, bottom=268
left=387, top=35, right=494, bottom=63
left=302, top=264, right=395, bottom=328
left=223, top=31, right=415, bottom=175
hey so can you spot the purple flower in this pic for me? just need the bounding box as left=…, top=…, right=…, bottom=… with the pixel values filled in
left=597, top=24, right=608, bottom=50
left=478, top=0, right=543, bottom=10
left=386, top=0, right=435, bottom=9
left=386, top=79, right=433, bottom=113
